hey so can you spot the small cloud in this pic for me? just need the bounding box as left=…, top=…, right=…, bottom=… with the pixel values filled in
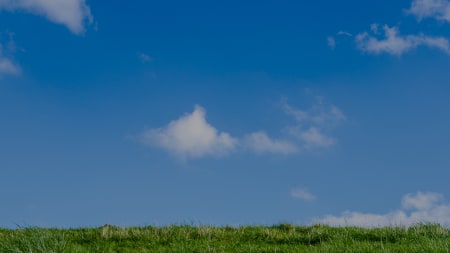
left=138, top=52, right=152, bottom=63
left=291, top=188, right=316, bottom=201
left=330, top=106, right=346, bottom=122
left=337, top=31, right=353, bottom=37
left=282, top=98, right=345, bottom=126
left=244, top=131, right=298, bottom=155
left=282, top=101, right=309, bottom=123
left=0, top=56, right=21, bottom=76
left=327, top=36, right=336, bottom=49
left=288, top=127, right=334, bottom=149
left=330, top=32, right=353, bottom=49
left=315, top=192, right=450, bottom=227
left=356, top=25, right=450, bottom=56
left=370, top=23, right=380, bottom=34
left=0, top=0, right=94, bottom=35
left=0, top=38, right=20, bottom=77
left=407, top=0, right=450, bottom=22
left=140, top=105, right=238, bottom=159
left=281, top=98, right=345, bottom=150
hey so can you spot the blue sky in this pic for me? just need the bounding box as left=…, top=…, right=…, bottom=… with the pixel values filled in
left=2, top=0, right=450, bottom=228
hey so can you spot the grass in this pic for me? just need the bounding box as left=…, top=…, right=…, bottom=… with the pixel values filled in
left=1, top=223, right=449, bottom=252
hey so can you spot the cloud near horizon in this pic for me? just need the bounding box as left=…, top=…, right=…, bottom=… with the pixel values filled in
left=356, top=24, right=450, bottom=56
left=315, top=192, right=450, bottom=227
left=0, top=0, right=94, bottom=35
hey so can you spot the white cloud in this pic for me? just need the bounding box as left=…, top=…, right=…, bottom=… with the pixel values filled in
left=244, top=131, right=298, bottom=155
left=315, top=192, right=450, bottom=227
left=0, top=0, right=93, bottom=35
left=407, top=0, right=450, bottom=22
left=140, top=105, right=238, bottom=159
left=356, top=25, right=450, bottom=56
left=291, top=188, right=316, bottom=201
left=327, top=36, right=336, bottom=49
left=140, top=99, right=344, bottom=159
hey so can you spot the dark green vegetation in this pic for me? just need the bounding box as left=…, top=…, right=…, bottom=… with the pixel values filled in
left=1, top=223, right=449, bottom=252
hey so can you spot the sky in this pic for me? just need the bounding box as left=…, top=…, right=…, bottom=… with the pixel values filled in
left=2, top=0, right=450, bottom=228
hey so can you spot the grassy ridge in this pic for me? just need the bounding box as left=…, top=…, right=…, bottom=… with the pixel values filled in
left=1, top=223, right=449, bottom=252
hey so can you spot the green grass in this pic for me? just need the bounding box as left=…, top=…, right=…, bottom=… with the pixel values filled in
left=1, top=223, right=449, bottom=252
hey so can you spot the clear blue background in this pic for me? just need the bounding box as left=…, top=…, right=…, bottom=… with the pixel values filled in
left=1, top=0, right=450, bottom=227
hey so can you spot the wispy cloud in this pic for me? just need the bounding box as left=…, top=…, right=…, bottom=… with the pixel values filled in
left=370, top=23, right=380, bottom=34
left=337, top=31, right=353, bottom=37
left=0, top=0, right=94, bottom=35
left=243, top=98, right=344, bottom=154
left=282, top=98, right=345, bottom=149
left=327, top=36, right=336, bottom=49
left=287, top=126, right=334, bottom=149
left=138, top=52, right=152, bottom=63
left=282, top=98, right=345, bottom=126
left=0, top=56, right=20, bottom=76
left=327, top=31, right=353, bottom=49
left=140, top=105, right=238, bottom=159
left=291, top=188, right=316, bottom=201
left=407, top=0, right=450, bottom=22
left=244, top=131, right=298, bottom=155
left=356, top=25, right=450, bottom=56
left=0, top=37, right=20, bottom=77
left=315, top=192, right=450, bottom=227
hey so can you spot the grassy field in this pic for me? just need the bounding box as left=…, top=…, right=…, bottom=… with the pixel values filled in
left=1, top=223, right=449, bottom=252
